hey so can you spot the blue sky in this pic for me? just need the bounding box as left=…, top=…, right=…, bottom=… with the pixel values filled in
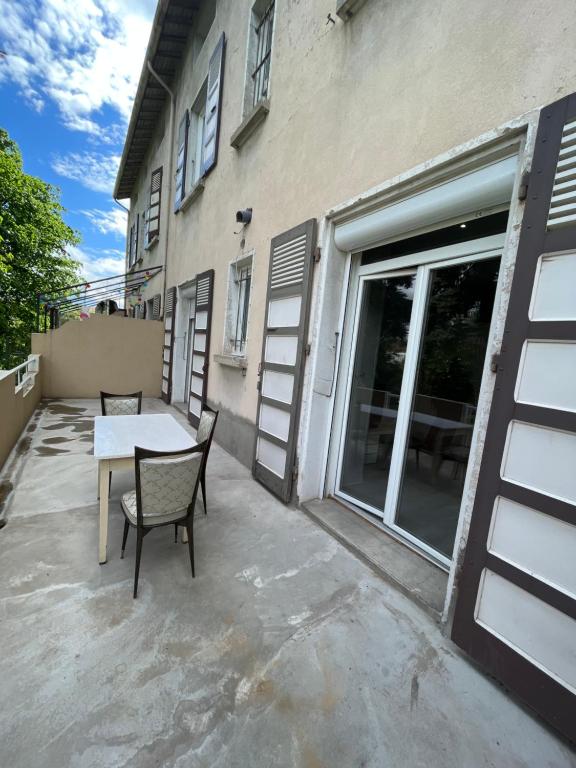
left=0, top=0, right=157, bottom=281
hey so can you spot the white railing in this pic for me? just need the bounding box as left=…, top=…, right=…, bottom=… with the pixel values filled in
left=0, top=355, right=40, bottom=396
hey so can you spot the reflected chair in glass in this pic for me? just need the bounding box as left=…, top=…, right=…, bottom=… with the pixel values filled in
left=120, top=441, right=208, bottom=598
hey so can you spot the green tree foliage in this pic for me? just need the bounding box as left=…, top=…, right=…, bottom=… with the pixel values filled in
left=0, top=128, right=81, bottom=368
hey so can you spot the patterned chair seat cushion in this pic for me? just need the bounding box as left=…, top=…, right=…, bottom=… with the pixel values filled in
left=104, top=398, right=140, bottom=416
left=121, top=490, right=188, bottom=527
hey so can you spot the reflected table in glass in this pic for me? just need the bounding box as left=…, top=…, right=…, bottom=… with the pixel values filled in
left=93, top=414, right=195, bottom=564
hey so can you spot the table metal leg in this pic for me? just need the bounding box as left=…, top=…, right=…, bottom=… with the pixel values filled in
left=98, top=460, right=109, bottom=564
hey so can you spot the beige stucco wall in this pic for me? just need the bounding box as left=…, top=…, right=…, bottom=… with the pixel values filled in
left=0, top=358, right=42, bottom=472
left=127, top=0, right=576, bottom=426
left=31, top=315, right=164, bottom=399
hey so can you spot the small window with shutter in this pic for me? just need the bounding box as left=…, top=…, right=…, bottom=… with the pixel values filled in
left=201, top=34, right=225, bottom=177
left=174, top=112, right=189, bottom=212
left=145, top=167, right=163, bottom=245
left=243, top=1, right=275, bottom=116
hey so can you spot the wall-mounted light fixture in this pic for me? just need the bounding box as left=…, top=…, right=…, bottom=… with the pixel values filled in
left=236, top=208, right=253, bottom=226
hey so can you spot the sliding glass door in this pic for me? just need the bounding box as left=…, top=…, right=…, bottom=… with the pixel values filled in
left=336, top=241, right=502, bottom=565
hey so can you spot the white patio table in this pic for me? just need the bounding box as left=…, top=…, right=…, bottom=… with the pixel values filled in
left=93, top=414, right=196, bottom=564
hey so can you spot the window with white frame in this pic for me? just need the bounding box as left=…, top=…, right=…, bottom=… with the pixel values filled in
left=187, top=80, right=207, bottom=188
left=245, top=0, right=275, bottom=113
left=224, top=255, right=253, bottom=355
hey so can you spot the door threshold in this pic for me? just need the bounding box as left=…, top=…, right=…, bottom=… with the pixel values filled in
left=301, top=496, right=448, bottom=620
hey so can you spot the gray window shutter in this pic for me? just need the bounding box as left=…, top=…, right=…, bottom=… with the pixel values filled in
left=147, top=167, right=163, bottom=242
left=152, top=293, right=161, bottom=320
left=451, top=93, right=576, bottom=743
left=188, top=269, right=214, bottom=427
left=134, top=213, right=139, bottom=261
left=253, top=219, right=317, bottom=503
left=127, top=223, right=133, bottom=267
left=201, top=34, right=225, bottom=177
left=161, top=287, right=177, bottom=403
left=174, top=110, right=189, bottom=211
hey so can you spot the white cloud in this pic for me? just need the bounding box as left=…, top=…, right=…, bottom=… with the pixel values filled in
left=80, top=206, right=127, bottom=237
left=52, top=151, right=121, bottom=194
left=0, top=0, right=155, bottom=136
left=69, top=244, right=125, bottom=282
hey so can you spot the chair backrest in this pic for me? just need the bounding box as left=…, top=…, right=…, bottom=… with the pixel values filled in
left=100, top=391, right=142, bottom=416
left=196, top=406, right=218, bottom=451
left=134, top=442, right=207, bottom=526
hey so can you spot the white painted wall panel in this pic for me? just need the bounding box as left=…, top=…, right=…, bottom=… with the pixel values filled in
left=165, top=316, right=173, bottom=331
left=192, top=354, right=204, bottom=374
left=189, top=396, right=201, bottom=417
left=516, top=341, right=576, bottom=412
left=256, top=437, right=287, bottom=478
left=191, top=375, right=203, bottom=396
left=530, top=252, right=576, bottom=321
left=259, top=403, right=290, bottom=442
left=196, top=310, right=208, bottom=330
left=476, top=569, right=576, bottom=693
left=268, top=296, right=302, bottom=328
left=262, top=370, right=294, bottom=404
left=265, top=336, right=298, bottom=366
left=502, top=421, right=576, bottom=505
left=194, top=334, right=206, bottom=352
left=162, top=363, right=169, bottom=379
left=488, top=496, right=576, bottom=597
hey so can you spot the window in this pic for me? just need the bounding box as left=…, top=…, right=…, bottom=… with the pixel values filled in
left=145, top=167, right=163, bottom=245
left=188, top=81, right=207, bottom=187
left=224, top=255, right=253, bottom=356
left=247, top=0, right=275, bottom=111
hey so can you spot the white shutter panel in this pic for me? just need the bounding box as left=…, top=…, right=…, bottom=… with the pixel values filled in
left=174, top=110, right=189, bottom=211
left=201, top=34, right=225, bottom=177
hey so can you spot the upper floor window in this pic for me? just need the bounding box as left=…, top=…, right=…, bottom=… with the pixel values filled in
left=247, top=1, right=275, bottom=111
left=188, top=81, right=207, bottom=187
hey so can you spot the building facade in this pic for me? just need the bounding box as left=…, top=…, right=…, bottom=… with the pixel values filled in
left=115, top=0, right=576, bottom=741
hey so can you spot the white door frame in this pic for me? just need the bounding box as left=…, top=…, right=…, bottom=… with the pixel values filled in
left=172, top=283, right=196, bottom=403
left=330, top=234, right=506, bottom=567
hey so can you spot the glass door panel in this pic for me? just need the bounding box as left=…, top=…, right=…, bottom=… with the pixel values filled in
left=394, top=257, right=501, bottom=558
left=339, top=274, right=416, bottom=513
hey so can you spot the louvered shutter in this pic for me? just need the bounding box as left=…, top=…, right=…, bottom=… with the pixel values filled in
left=188, top=269, right=214, bottom=427
left=253, top=219, right=317, bottom=503
left=201, top=34, right=225, bottom=177
left=127, top=222, right=134, bottom=267
left=161, top=287, right=177, bottom=403
left=134, top=213, right=139, bottom=262
left=452, top=94, right=576, bottom=742
left=174, top=110, right=189, bottom=211
left=152, top=293, right=161, bottom=320
left=147, top=167, right=163, bottom=243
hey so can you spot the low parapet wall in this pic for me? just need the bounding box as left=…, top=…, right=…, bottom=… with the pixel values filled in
left=0, top=355, right=42, bottom=472
left=31, top=315, right=164, bottom=399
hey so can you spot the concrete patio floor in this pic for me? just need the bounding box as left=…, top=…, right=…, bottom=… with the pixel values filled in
left=0, top=399, right=574, bottom=768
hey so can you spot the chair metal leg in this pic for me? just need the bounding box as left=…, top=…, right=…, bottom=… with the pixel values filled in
left=185, top=521, right=195, bottom=578
left=201, top=472, right=207, bottom=515
left=134, top=529, right=144, bottom=598
left=121, top=519, right=129, bottom=559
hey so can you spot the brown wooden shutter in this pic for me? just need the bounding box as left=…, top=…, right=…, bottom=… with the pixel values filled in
left=174, top=110, right=189, bottom=211
left=161, top=287, right=177, bottom=403
left=188, top=269, right=214, bottom=427
left=452, top=94, right=576, bottom=742
left=253, top=219, right=317, bottom=503
left=147, top=166, right=163, bottom=243
left=201, top=34, right=225, bottom=177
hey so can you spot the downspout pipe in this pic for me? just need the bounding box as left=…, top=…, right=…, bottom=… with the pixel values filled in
left=146, top=60, right=176, bottom=310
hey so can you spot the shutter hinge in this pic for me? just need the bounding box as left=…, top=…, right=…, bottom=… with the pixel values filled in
left=313, top=246, right=321, bottom=263
left=490, top=353, right=501, bottom=373
left=517, top=170, right=530, bottom=201
left=305, top=343, right=311, bottom=356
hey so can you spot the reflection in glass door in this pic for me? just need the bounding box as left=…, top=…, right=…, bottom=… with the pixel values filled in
left=337, top=249, right=501, bottom=564
left=394, top=258, right=500, bottom=558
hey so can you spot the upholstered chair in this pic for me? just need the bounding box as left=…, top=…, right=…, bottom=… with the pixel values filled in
left=100, top=391, right=142, bottom=416
left=195, top=406, right=219, bottom=514
left=120, top=441, right=208, bottom=598
left=99, top=391, right=143, bottom=496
